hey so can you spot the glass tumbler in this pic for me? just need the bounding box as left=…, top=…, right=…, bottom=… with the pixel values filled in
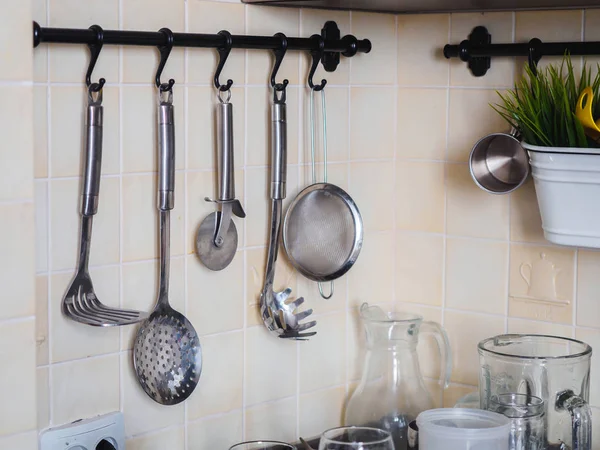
left=319, top=426, right=395, bottom=450
left=229, top=441, right=296, bottom=450
left=489, top=393, right=545, bottom=450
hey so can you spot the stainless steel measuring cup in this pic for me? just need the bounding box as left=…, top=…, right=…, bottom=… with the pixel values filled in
left=469, top=130, right=529, bottom=194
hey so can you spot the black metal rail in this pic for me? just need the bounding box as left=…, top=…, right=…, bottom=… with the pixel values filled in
left=444, top=26, right=600, bottom=77
left=32, top=21, right=371, bottom=74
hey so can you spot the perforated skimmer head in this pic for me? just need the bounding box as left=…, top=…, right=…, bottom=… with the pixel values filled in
left=283, top=183, right=363, bottom=282
left=133, top=307, right=202, bottom=405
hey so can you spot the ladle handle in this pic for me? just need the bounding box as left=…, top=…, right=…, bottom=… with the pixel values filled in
left=158, top=90, right=175, bottom=211
left=81, top=88, right=103, bottom=216
left=421, top=321, right=452, bottom=391
left=556, top=390, right=592, bottom=450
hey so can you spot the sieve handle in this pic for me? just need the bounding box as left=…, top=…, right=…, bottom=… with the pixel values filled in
left=271, top=92, right=287, bottom=200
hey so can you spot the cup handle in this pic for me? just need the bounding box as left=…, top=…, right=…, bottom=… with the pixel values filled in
left=421, top=321, right=452, bottom=390
left=556, top=390, right=592, bottom=450
left=520, top=263, right=532, bottom=288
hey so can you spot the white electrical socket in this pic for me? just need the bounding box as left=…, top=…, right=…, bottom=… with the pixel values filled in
left=39, top=412, right=125, bottom=450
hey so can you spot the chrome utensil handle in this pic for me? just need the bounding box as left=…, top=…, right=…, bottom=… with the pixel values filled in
left=271, top=91, right=287, bottom=200
left=217, top=100, right=235, bottom=202
left=264, top=199, right=282, bottom=288
left=420, top=321, right=452, bottom=390
left=556, top=390, right=592, bottom=450
left=81, top=87, right=104, bottom=216
left=158, top=90, right=175, bottom=211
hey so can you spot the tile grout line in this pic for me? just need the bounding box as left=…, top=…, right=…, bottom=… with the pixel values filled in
left=440, top=12, right=451, bottom=406
left=344, top=8, right=353, bottom=401
left=392, top=13, right=398, bottom=312
left=296, top=9, right=303, bottom=439
left=117, top=0, right=125, bottom=423
left=46, top=13, right=54, bottom=424
left=574, top=8, right=586, bottom=338
left=504, top=11, right=517, bottom=335
left=241, top=2, right=249, bottom=442
left=183, top=0, right=190, bottom=446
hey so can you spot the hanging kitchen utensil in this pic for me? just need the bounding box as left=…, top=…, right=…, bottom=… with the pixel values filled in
left=63, top=28, right=147, bottom=327
left=195, top=46, right=245, bottom=271
left=283, top=39, right=363, bottom=299
left=260, top=34, right=316, bottom=340
left=133, top=36, right=201, bottom=405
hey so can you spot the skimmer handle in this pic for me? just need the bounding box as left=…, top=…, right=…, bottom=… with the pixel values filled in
left=81, top=86, right=103, bottom=216
left=420, top=320, right=452, bottom=390
left=157, top=89, right=175, bottom=211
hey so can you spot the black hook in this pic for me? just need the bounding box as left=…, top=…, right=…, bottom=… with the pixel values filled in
left=156, top=28, right=175, bottom=92
left=214, top=30, right=233, bottom=92
left=86, top=25, right=105, bottom=92
left=528, top=38, right=543, bottom=76
left=308, top=35, right=327, bottom=91
left=270, top=32, right=289, bottom=92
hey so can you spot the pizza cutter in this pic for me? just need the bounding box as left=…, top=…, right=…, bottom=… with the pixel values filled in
left=195, top=91, right=245, bottom=271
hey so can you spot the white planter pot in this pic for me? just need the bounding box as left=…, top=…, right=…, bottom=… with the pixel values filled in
left=524, top=142, right=600, bottom=248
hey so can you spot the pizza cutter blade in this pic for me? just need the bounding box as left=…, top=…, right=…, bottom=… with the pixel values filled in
left=195, top=210, right=238, bottom=271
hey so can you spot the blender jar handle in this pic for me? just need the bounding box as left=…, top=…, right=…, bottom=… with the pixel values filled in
left=556, top=390, right=592, bottom=450
left=420, top=321, right=452, bottom=389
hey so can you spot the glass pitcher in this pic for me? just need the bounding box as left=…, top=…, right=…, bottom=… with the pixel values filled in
left=345, top=303, right=452, bottom=450
left=479, top=334, right=592, bottom=450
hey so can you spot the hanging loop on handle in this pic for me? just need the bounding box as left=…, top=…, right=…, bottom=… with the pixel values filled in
left=86, top=25, right=106, bottom=93
left=528, top=38, right=543, bottom=76
left=214, top=30, right=234, bottom=92
left=270, top=32, right=289, bottom=93
left=318, top=281, right=334, bottom=300
left=308, top=34, right=327, bottom=91
left=156, top=28, right=175, bottom=93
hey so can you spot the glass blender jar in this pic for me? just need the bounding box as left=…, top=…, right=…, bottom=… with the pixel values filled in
left=479, top=334, right=592, bottom=450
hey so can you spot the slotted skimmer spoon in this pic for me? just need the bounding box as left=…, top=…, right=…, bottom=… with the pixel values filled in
left=133, top=86, right=202, bottom=405
left=260, top=87, right=316, bottom=340
left=62, top=84, right=148, bottom=327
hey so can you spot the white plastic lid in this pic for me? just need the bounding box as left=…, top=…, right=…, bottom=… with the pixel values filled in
left=417, top=408, right=510, bottom=439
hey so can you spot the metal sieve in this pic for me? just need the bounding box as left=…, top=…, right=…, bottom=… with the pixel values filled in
left=283, top=88, right=363, bottom=299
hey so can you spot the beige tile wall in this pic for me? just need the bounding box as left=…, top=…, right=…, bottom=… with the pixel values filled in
left=27, top=1, right=600, bottom=449
left=0, top=0, right=37, bottom=449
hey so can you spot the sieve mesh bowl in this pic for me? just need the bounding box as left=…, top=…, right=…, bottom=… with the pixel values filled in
left=283, top=183, right=362, bottom=281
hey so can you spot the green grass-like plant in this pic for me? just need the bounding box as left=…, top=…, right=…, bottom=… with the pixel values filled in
left=493, top=56, right=600, bottom=148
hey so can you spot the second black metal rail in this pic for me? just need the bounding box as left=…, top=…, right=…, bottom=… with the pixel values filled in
left=444, top=26, right=600, bottom=77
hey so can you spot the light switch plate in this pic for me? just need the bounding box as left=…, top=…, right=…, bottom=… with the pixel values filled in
left=39, top=412, right=125, bottom=450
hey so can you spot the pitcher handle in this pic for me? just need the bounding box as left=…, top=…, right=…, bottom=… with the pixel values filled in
left=556, top=390, right=592, bottom=450
left=420, top=321, right=452, bottom=390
